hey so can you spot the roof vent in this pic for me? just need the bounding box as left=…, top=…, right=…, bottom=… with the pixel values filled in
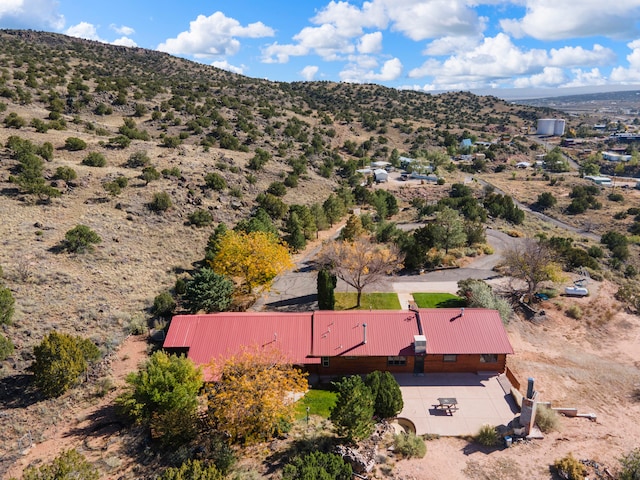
left=414, top=335, right=426, bottom=354
left=362, top=323, right=367, bottom=345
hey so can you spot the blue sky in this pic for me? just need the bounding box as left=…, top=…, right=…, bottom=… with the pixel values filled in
left=2, top=0, right=640, bottom=99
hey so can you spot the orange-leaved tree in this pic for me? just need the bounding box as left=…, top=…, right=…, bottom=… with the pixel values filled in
left=206, top=347, right=308, bottom=444
left=210, top=230, right=294, bottom=295
left=319, top=237, right=404, bottom=307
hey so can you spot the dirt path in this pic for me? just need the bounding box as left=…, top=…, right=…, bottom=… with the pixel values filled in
left=5, top=336, right=149, bottom=479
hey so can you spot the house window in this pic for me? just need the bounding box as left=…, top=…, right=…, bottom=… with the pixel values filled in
left=321, top=356, right=330, bottom=367
left=443, top=354, right=457, bottom=362
left=480, top=354, right=498, bottom=363
left=387, top=356, right=407, bottom=366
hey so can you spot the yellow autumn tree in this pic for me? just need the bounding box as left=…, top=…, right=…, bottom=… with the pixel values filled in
left=319, top=237, right=404, bottom=307
left=210, top=230, right=294, bottom=294
left=206, top=347, right=308, bottom=444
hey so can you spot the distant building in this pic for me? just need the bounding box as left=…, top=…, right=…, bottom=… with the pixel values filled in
left=585, top=176, right=612, bottom=186
left=374, top=169, right=388, bottom=183
left=460, top=138, right=473, bottom=149
left=603, top=151, right=632, bottom=162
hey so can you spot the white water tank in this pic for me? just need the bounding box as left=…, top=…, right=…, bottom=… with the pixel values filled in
left=537, top=118, right=565, bottom=136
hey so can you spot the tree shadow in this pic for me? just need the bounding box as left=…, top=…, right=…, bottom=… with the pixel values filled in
left=436, top=298, right=467, bottom=308
left=64, top=403, right=127, bottom=440
left=0, top=374, right=42, bottom=408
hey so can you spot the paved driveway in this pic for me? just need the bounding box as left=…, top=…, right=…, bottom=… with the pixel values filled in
left=395, top=372, right=519, bottom=436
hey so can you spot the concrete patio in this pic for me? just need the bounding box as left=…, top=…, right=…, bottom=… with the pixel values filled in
left=394, top=372, right=519, bottom=436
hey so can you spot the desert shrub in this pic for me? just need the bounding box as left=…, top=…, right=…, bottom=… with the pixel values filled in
left=148, top=192, right=172, bottom=212
left=393, top=432, right=427, bottom=459
left=107, top=134, right=131, bottom=149
left=159, top=459, right=223, bottom=480
left=53, top=166, right=77, bottom=182
left=282, top=451, right=352, bottom=480
left=141, top=165, right=161, bottom=184
left=31, top=332, right=101, bottom=398
left=4, top=112, right=26, bottom=128
left=153, top=291, right=176, bottom=318
left=536, top=404, right=559, bottom=432
left=63, top=225, right=102, bottom=253
left=94, top=103, right=113, bottom=115
left=553, top=453, right=586, bottom=480
left=267, top=181, right=287, bottom=197
left=618, top=448, right=640, bottom=480
left=82, top=152, right=106, bottom=167
left=103, top=181, right=122, bottom=196
left=0, top=333, right=14, bottom=360
left=204, top=172, right=226, bottom=191
left=126, top=150, right=150, bottom=168
left=127, top=314, right=148, bottom=335
left=116, top=351, right=202, bottom=446
left=565, top=305, right=583, bottom=319
left=608, top=192, right=624, bottom=202
left=0, top=286, right=15, bottom=325
left=22, top=449, right=99, bottom=480
left=475, top=424, right=499, bottom=446
left=31, top=118, right=49, bottom=133
left=188, top=209, right=213, bottom=227
left=162, top=167, right=181, bottom=177
left=64, top=137, right=87, bottom=151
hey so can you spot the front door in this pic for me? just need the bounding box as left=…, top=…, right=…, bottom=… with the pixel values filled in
left=413, top=355, right=424, bottom=375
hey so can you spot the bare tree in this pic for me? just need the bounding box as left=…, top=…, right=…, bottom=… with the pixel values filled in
left=501, top=238, right=562, bottom=302
left=318, top=237, right=404, bottom=307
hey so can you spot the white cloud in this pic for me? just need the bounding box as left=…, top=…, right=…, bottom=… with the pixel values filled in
left=110, top=24, right=135, bottom=36
left=158, top=12, right=274, bottom=58
left=65, top=22, right=103, bottom=42
left=548, top=44, right=616, bottom=67
left=423, top=35, right=482, bottom=56
left=340, top=57, right=402, bottom=83
left=358, top=32, right=383, bottom=54
left=212, top=60, right=245, bottom=75
left=312, top=1, right=388, bottom=37
left=563, top=68, right=608, bottom=87
left=501, top=1, right=640, bottom=40
left=112, top=37, right=137, bottom=48
left=513, top=67, right=567, bottom=88
left=381, top=0, right=485, bottom=41
left=300, top=65, right=319, bottom=80
left=0, top=0, right=64, bottom=30
left=610, top=40, right=640, bottom=83
left=408, top=33, right=616, bottom=90
left=262, top=43, right=310, bottom=64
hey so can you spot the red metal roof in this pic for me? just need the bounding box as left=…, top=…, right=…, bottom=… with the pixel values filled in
left=164, top=312, right=318, bottom=367
left=417, top=308, right=514, bottom=354
left=311, top=310, right=421, bottom=357
left=163, top=308, right=513, bottom=373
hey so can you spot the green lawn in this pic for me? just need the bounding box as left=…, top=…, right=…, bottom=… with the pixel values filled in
left=295, top=388, right=337, bottom=419
left=412, top=292, right=466, bottom=308
left=334, top=292, right=401, bottom=310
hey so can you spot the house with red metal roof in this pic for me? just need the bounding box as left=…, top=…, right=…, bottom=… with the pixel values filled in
left=163, top=308, right=513, bottom=378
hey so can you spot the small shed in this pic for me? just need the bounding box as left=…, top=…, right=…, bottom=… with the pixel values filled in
left=374, top=169, right=388, bottom=183
left=585, top=176, right=612, bottom=186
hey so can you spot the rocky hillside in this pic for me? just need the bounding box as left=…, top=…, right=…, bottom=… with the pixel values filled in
left=0, top=29, right=552, bottom=474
